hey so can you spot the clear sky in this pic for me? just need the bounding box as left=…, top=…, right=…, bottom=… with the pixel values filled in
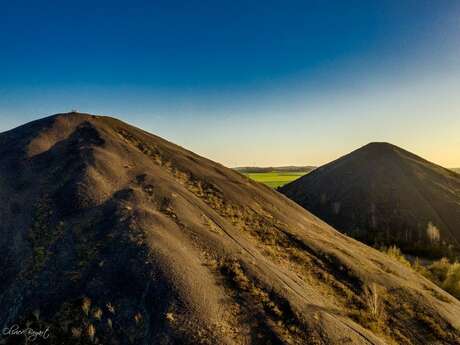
left=1, top=1, right=459, bottom=167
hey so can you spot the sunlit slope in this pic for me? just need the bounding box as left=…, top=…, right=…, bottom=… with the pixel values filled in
left=0, top=116, right=459, bottom=344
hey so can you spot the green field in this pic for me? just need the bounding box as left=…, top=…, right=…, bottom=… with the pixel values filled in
left=244, top=171, right=306, bottom=189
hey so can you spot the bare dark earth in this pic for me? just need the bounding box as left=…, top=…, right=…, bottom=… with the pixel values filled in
left=280, top=143, right=460, bottom=259
left=1, top=114, right=459, bottom=344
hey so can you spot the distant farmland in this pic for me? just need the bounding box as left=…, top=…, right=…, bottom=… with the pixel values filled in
left=234, top=166, right=315, bottom=188
left=244, top=171, right=307, bottom=188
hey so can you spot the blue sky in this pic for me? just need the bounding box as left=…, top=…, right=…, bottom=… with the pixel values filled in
left=1, top=1, right=459, bottom=167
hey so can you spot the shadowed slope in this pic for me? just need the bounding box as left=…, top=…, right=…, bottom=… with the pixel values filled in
left=280, top=142, right=460, bottom=258
left=1, top=115, right=460, bottom=344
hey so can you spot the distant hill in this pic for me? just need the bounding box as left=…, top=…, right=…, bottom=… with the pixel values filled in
left=280, top=142, right=460, bottom=259
left=2, top=116, right=460, bottom=344
left=453, top=168, right=460, bottom=174
left=234, top=166, right=316, bottom=173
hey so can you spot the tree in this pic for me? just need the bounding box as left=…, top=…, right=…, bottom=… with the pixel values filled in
left=426, top=222, right=440, bottom=243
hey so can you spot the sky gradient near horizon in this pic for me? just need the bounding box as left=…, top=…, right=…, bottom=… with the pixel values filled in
left=1, top=1, right=459, bottom=167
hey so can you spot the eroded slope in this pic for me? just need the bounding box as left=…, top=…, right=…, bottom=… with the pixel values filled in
left=1, top=114, right=459, bottom=345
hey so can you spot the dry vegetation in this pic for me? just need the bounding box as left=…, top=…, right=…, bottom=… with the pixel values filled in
left=382, top=245, right=460, bottom=300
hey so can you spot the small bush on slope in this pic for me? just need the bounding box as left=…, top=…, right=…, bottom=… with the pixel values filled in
left=441, top=262, right=460, bottom=298
left=381, top=245, right=411, bottom=267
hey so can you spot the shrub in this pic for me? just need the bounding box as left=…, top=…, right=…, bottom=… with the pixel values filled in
left=428, top=258, right=450, bottom=284
left=364, top=283, right=383, bottom=320
left=382, top=245, right=411, bottom=267
left=441, top=262, right=460, bottom=299
left=87, top=323, right=96, bottom=341
left=81, top=297, right=92, bottom=316
left=412, top=258, right=433, bottom=280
